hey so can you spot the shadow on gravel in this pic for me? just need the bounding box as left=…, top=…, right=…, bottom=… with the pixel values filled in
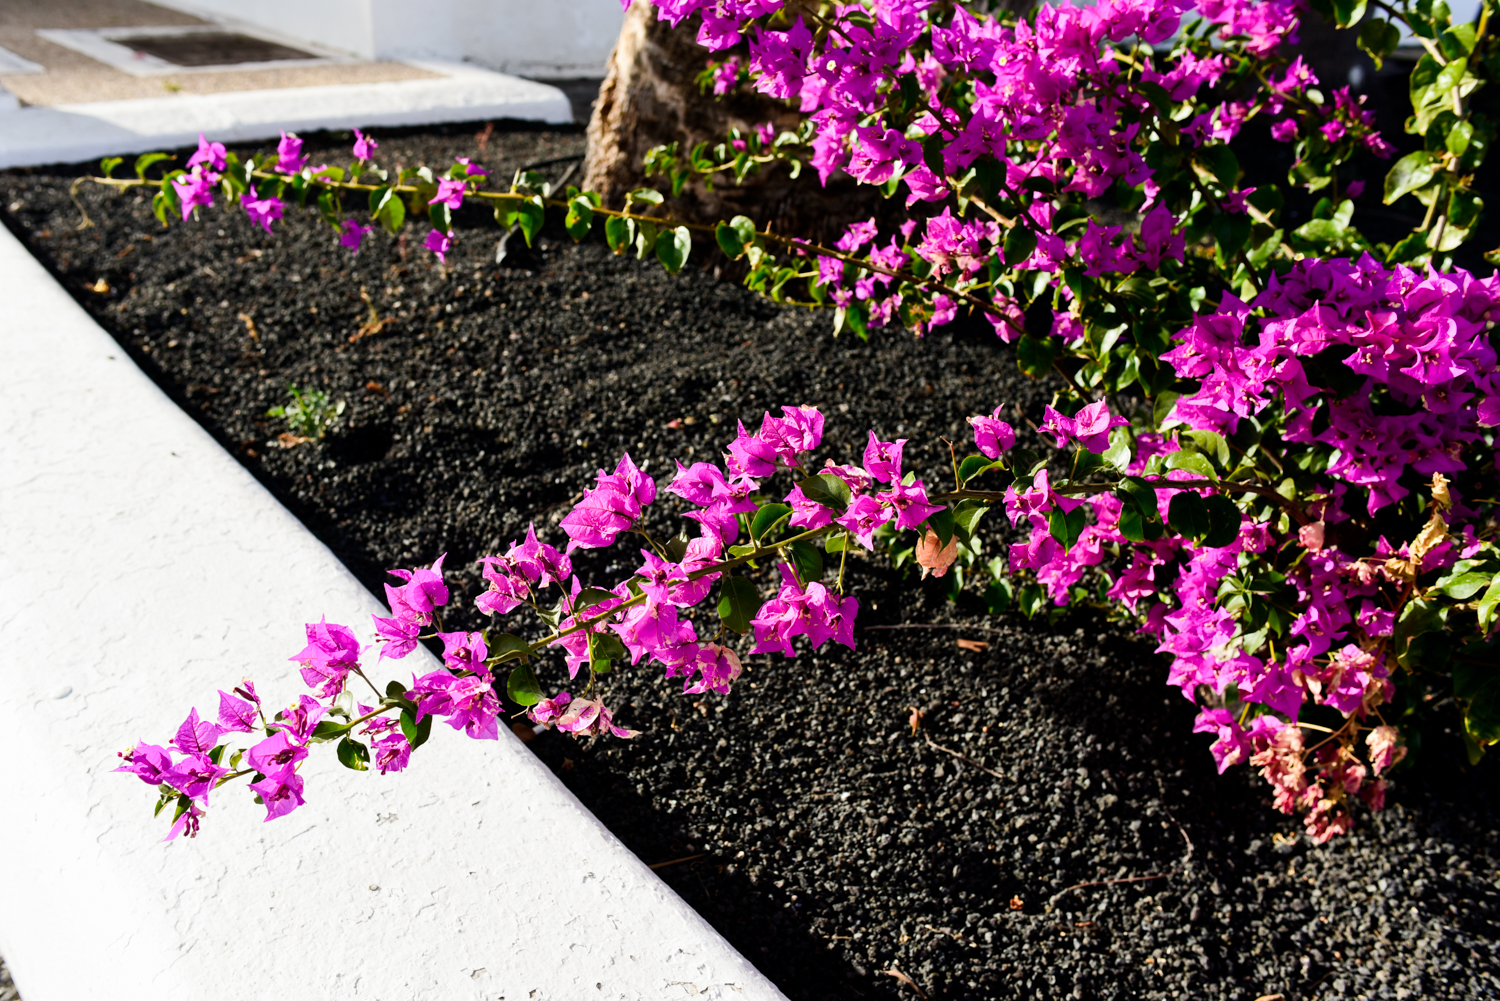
left=4, top=124, right=1498, bottom=1001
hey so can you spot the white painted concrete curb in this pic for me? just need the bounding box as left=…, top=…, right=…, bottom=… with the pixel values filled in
left=0, top=223, right=786, bottom=1001
left=0, top=62, right=572, bottom=170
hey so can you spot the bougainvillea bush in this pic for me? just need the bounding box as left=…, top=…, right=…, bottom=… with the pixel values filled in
left=108, top=0, right=1500, bottom=844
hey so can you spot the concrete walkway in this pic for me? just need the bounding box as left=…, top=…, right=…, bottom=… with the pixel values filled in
left=0, top=221, right=785, bottom=1000
left=0, top=61, right=571, bottom=169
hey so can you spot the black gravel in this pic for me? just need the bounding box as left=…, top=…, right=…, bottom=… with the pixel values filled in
left=4, top=125, right=1498, bottom=1001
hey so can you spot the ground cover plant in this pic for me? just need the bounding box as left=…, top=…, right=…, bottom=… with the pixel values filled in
left=8, top=120, right=1500, bottom=998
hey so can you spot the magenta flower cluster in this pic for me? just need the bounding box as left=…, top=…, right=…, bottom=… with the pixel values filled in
left=984, top=257, right=1500, bottom=841
left=622, top=0, right=1388, bottom=338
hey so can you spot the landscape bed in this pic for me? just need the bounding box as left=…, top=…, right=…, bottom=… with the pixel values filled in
left=3, top=124, right=1498, bottom=1001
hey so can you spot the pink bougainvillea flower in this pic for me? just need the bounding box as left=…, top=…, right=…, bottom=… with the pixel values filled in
left=248, top=768, right=306, bottom=821
left=968, top=407, right=1015, bottom=459
left=863, top=432, right=907, bottom=485
left=247, top=730, right=309, bottom=777
left=276, top=130, right=308, bottom=173
left=340, top=219, right=374, bottom=254
left=424, top=228, right=453, bottom=263
left=217, top=689, right=258, bottom=732
left=172, top=169, right=216, bottom=221
left=114, top=742, right=177, bottom=786
left=560, top=454, right=657, bottom=550
left=834, top=493, right=893, bottom=550
left=186, top=133, right=228, bottom=172
left=877, top=478, right=943, bottom=531
left=352, top=128, right=379, bottom=161
left=385, top=554, right=450, bottom=627
left=170, top=707, right=225, bottom=757
left=556, top=697, right=639, bottom=738
left=436, top=630, right=489, bottom=675
left=428, top=177, right=467, bottom=210
left=726, top=420, right=779, bottom=477
left=240, top=191, right=286, bottom=234
left=289, top=617, right=363, bottom=698
left=528, top=691, right=573, bottom=726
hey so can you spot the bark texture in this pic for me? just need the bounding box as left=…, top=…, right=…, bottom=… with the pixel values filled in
left=582, top=1, right=897, bottom=246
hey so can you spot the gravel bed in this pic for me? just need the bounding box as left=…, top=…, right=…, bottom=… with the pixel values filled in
left=3, top=125, right=1497, bottom=1001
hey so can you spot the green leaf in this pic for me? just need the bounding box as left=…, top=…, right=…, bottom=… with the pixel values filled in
left=716, top=220, right=745, bottom=259
left=491, top=632, right=531, bottom=663
left=1153, top=391, right=1180, bottom=429
left=655, top=225, right=692, bottom=274
left=1465, top=681, right=1500, bottom=746
left=958, top=454, right=998, bottom=482
left=1197, top=144, right=1240, bottom=189
left=1357, top=18, right=1401, bottom=67
left=1438, top=570, right=1495, bottom=599
left=1101, top=429, right=1132, bottom=474
left=1477, top=576, right=1500, bottom=632
left=1165, top=449, right=1217, bottom=481
left=1202, top=494, right=1242, bottom=548
left=1447, top=119, right=1474, bottom=157
left=1004, top=226, right=1037, bottom=268
left=518, top=195, right=545, bottom=247
left=1048, top=505, right=1086, bottom=551
left=565, top=196, right=594, bottom=242
left=1168, top=491, right=1210, bottom=540
left=787, top=539, right=824, bottom=583
left=1384, top=151, right=1439, bottom=204
left=1016, top=332, right=1056, bottom=379
left=575, top=587, right=617, bottom=610
left=952, top=499, right=989, bottom=541
left=506, top=663, right=543, bottom=706
left=718, top=575, right=762, bottom=633
left=151, top=185, right=179, bottom=226
left=628, top=187, right=664, bottom=207
left=1213, top=211, right=1252, bottom=260
left=1432, top=56, right=1469, bottom=98
left=605, top=214, right=633, bottom=254
left=1411, top=52, right=1442, bottom=104
left=1117, top=502, right=1148, bottom=542
left=134, top=152, right=173, bottom=180
left=337, top=736, right=370, bottom=771
left=1443, top=21, right=1477, bottom=55
left=798, top=473, right=852, bottom=510
left=399, top=708, right=433, bottom=749
left=428, top=202, right=452, bottom=233
left=589, top=631, right=627, bottom=672
left=1330, top=0, right=1366, bottom=27
left=751, top=502, right=793, bottom=541
left=985, top=578, right=1013, bottom=614
left=927, top=507, right=957, bottom=547
left=100, top=156, right=124, bottom=178
left=317, top=189, right=340, bottom=227
left=1117, top=476, right=1160, bottom=521
left=1181, top=429, right=1231, bottom=467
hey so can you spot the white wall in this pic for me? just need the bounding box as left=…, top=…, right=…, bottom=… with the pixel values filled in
left=150, top=0, right=624, bottom=76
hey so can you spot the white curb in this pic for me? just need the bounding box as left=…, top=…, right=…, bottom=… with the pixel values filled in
left=0, top=223, right=786, bottom=1001
left=0, top=62, right=572, bottom=170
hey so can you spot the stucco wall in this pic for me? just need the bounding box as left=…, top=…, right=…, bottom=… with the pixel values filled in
left=151, top=0, right=623, bottom=75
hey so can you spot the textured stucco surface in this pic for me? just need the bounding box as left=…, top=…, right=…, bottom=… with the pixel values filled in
left=0, top=223, right=785, bottom=1001
left=0, top=62, right=570, bottom=169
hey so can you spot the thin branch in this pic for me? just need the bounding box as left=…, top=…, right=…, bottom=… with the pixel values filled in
left=923, top=733, right=1004, bottom=780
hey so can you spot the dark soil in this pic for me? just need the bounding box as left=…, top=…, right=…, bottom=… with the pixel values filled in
left=4, top=124, right=1498, bottom=1001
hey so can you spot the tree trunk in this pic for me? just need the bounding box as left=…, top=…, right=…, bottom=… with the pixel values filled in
left=582, top=1, right=895, bottom=246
